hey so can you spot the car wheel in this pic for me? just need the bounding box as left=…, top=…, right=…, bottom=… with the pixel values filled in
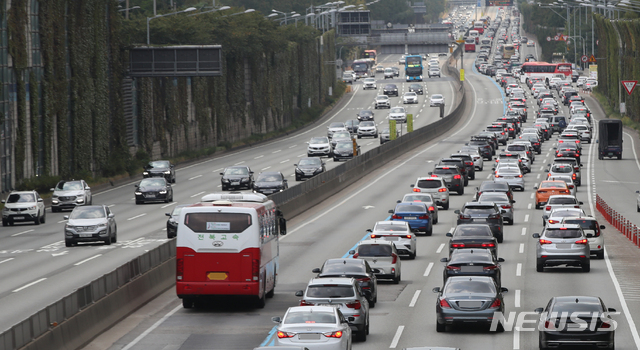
left=457, top=188, right=464, bottom=195
left=34, top=212, right=41, bottom=225
left=172, top=176, right=176, bottom=184
left=135, top=200, right=142, bottom=205
left=582, top=262, right=591, bottom=272
left=442, top=202, right=449, bottom=210
left=1, top=219, right=6, bottom=227
left=436, top=320, right=446, bottom=332
left=596, top=250, right=605, bottom=259
left=357, top=135, right=361, bottom=139
left=356, top=327, right=367, bottom=342
left=40, top=210, right=46, bottom=224
left=369, top=298, right=376, bottom=308
left=536, top=261, right=544, bottom=272
left=65, top=240, right=75, bottom=247
left=426, top=227, right=433, bottom=236
left=112, top=231, right=117, bottom=243
left=393, top=274, right=400, bottom=284
left=497, top=234, right=504, bottom=243
left=52, top=207, right=59, bottom=213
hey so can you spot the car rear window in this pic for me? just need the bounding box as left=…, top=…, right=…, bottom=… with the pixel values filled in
left=454, top=225, right=493, bottom=236
left=322, top=264, right=366, bottom=274
left=403, top=194, right=433, bottom=203
left=357, top=244, right=392, bottom=257
left=564, top=219, right=598, bottom=231
left=507, top=145, right=526, bottom=152
left=548, top=197, right=577, bottom=205
left=184, top=213, right=252, bottom=234
left=463, top=206, right=497, bottom=215
left=552, top=301, right=602, bottom=313
left=396, top=204, right=426, bottom=213
left=375, top=224, right=408, bottom=232
left=307, top=285, right=355, bottom=298
left=480, top=183, right=509, bottom=191
left=544, top=229, right=582, bottom=238
left=285, top=311, right=337, bottom=324
left=434, top=168, right=459, bottom=175
left=478, top=194, right=508, bottom=202
left=540, top=181, right=566, bottom=188
left=444, top=280, right=496, bottom=294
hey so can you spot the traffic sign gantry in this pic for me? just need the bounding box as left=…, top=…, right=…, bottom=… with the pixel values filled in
left=622, top=80, right=638, bottom=95
left=581, top=55, right=588, bottom=63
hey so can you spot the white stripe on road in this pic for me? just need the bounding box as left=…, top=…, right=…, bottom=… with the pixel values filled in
left=436, top=243, right=445, bottom=254
left=409, top=290, right=421, bottom=307
left=527, top=203, right=532, bottom=210
left=389, top=325, right=405, bottom=349
left=521, top=227, right=527, bottom=236
left=519, top=243, right=524, bottom=254
left=262, top=166, right=271, bottom=171
left=13, top=278, right=47, bottom=292
left=161, top=202, right=177, bottom=209
left=515, top=289, right=521, bottom=308
left=234, top=161, right=245, bottom=165
left=0, top=258, right=14, bottom=265
left=280, top=159, right=290, bottom=164
left=122, top=304, right=183, bottom=350
left=188, top=175, right=202, bottom=180
left=253, top=155, right=264, bottom=159
left=74, top=254, right=102, bottom=266
left=272, top=150, right=282, bottom=154
left=513, top=327, right=520, bottom=349
left=424, top=262, right=434, bottom=277
left=11, top=229, right=34, bottom=237
left=524, top=214, right=529, bottom=222
left=127, top=213, right=146, bottom=221
left=516, top=263, right=522, bottom=277
left=190, top=191, right=206, bottom=198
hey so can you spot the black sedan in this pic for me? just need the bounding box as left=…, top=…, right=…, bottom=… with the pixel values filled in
left=357, top=109, right=375, bottom=121
left=383, top=84, right=399, bottom=97
left=135, top=178, right=173, bottom=204
left=143, top=160, right=176, bottom=183
left=220, top=166, right=254, bottom=190
left=333, top=141, right=359, bottom=161
left=252, top=171, right=288, bottom=195
left=294, top=157, right=325, bottom=181
left=536, top=296, right=616, bottom=349
left=446, top=224, right=498, bottom=257
left=433, top=276, right=508, bottom=332
left=312, top=258, right=378, bottom=307
left=408, top=83, right=424, bottom=95
left=440, top=248, right=504, bottom=287
left=165, top=204, right=191, bottom=239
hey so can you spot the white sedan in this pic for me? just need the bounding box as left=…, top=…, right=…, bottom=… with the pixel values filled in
left=403, top=91, right=418, bottom=104
left=429, top=94, right=445, bottom=107
left=272, top=306, right=352, bottom=350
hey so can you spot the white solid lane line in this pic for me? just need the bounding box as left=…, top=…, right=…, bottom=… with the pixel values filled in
left=288, top=145, right=297, bottom=148
left=212, top=168, right=223, bottom=172
left=127, top=213, right=147, bottom=221
left=190, top=191, right=206, bottom=198
left=262, top=166, right=271, bottom=171
left=13, top=278, right=47, bottom=293
left=389, top=325, right=405, bottom=349
left=513, top=327, right=521, bottom=350
left=516, top=263, right=522, bottom=277
left=436, top=243, right=445, bottom=254
left=272, top=150, right=282, bottom=153
left=122, top=304, right=183, bottom=350
left=253, top=155, right=264, bottom=159
left=161, top=202, right=177, bottom=209
left=11, top=229, right=34, bottom=237
left=74, top=254, right=102, bottom=266
left=0, top=258, right=14, bottom=265
left=424, top=262, right=434, bottom=277
left=409, top=290, right=421, bottom=307
left=519, top=243, right=524, bottom=254
left=515, top=289, right=521, bottom=308
left=280, top=159, right=290, bottom=164
left=188, top=175, right=202, bottom=180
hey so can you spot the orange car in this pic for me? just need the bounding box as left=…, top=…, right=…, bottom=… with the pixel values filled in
left=534, top=181, right=571, bottom=209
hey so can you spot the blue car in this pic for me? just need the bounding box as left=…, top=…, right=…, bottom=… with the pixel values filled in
left=388, top=202, right=433, bottom=236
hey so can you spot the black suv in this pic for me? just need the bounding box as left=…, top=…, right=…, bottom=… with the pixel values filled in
left=408, top=83, right=424, bottom=95
left=143, top=160, right=176, bottom=183
left=357, top=109, right=375, bottom=121
left=312, top=258, right=378, bottom=307
left=454, top=202, right=505, bottom=242
left=474, top=181, right=514, bottom=203
left=438, top=158, right=469, bottom=185
left=467, top=137, right=493, bottom=160
left=448, top=154, right=476, bottom=180
left=383, top=84, right=399, bottom=97
left=440, top=248, right=504, bottom=287
left=430, top=165, right=464, bottom=195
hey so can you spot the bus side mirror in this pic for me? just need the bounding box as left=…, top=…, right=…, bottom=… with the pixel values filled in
left=279, top=217, right=287, bottom=235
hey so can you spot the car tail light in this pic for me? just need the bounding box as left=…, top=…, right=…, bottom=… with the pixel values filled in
left=576, top=140, right=580, bottom=143
left=439, top=298, right=452, bottom=308
left=501, top=205, right=511, bottom=209
left=324, top=331, right=343, bottom=338
left=482, top=242, right=496, bottom=248
left=453, top=175, right=461, bottom=179
left=483, top=265, right=499, bottom=270
left=418, top=215, right=430, bottom=219
left=446, top=265, right=461, bottom=270
left=300, top=300, right=314, bottom=306
left=392, top=214, right=402, bottom=219
left=459, top=214, right=471, bottom=220
left=357, top=277, right=371, bottom=289
left=544, top=320, right=555, bottom=330
left=413, top=188, right=421, bottom=192
left=559, top=140, right=564, bottom=143
left=548, top=219, right=558, bottom=224
left=176, top=258, right=184, bottom=281
left=539, top=239, right=552, bottom=245
left=451, top=243, right=465, bottom=248
left=574, top=205, right=581, bottom=208
left=346, top=300, right=362, bottom=309
left=429, top=206, right=435, bottom=211
left=439, top=188, right=447, bottom=192
left=252, top=259, right=260, bottom=281
left=391, top=253, right=398, bottom=264
left=575, top=239, right=588, bottom=244
left=466, top=161, right=474, bottom=166
left=370, top=234, right=379, bottom=238
left=600, top=321, right=612, bottom=329
left=278, top=331, right=296, bottom=338
left=352, top=253, right=359, bottom=258
left=431, top=174, right=438, bottom=178
left=490, top=298, right=502, bottom=308
left=518, top=174, right=523, bottom=178
left=545, top=206, right=551, bottom=211
left=501, top=132, right=505, bottom=135
left=572, top=174, right=576, bottom=180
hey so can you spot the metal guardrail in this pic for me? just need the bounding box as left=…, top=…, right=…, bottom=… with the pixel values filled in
left=0, top=240, right=176, bottom=350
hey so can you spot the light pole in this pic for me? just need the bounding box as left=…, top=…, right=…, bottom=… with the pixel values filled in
left=220, top=9, right=255, bottom=18
left=272, top=9, right=294, bottom=25
left=187, top=5, right=230, bottom=17
left=147, top=7, right=197, bottom=45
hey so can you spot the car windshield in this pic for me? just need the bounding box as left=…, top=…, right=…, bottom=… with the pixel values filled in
left=56, top=181, right=83, bottom=190
left=333, top=132, right=350, bottom=138
left=360, top=110, right=373, bottom=116
left=140, top=178, right=166, bottom=186
left=376, top=96, right=388, bottom=101
left=224, top=168, right=248, bottom=176
left=6, top=193, right=35, bottom=203
left=360, top=121, right=375, bottom=127
left=364, top=78, right=375, bottom=83
left=335, top=143, right=352, bottom=150
left=307, top=285, right=355, bottom=298
left=149, top=161, right=170, bottom=169
left=404, top=92, right=417, bottom=97
left=329, top=123, right=344, bottom=128
left=257, top=174, right=281, bottom=182
left=299, top=159, right=320, bottom=166
left=445, top=280, right=496, bottom=294
left=548, top=197, right=577, bottom=205
left=284, top=311, right=336, bottom=324
left=454, top=225, right=492, bottom=236
left=310, top=137, right=328, bottom=144
left=390, top=108, right=404, bottom=113
left=375, top=224, right=408, bottom=232
left=545, top=229, right=582, bottom=239
left=70, top=206, right=106, bottom=219
left=432, top=94, right=443, bottom=99
left=357, top=244, right=392, bottom=257
left=410, top=84, right=421, bottom=89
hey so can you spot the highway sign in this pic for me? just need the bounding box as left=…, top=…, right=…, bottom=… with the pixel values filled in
left=581, top=55, right=588, bottom=63
left=456, top=39, right=465, bottom=43
left=554, top=35, right=559, bottom=41
left=622, top=80, right=637, bottom=95
left=547, top=36, right=551, bottom=42
left=562, top=35, right=569, bottom=41
left=588, top=55, right=596, bottom=63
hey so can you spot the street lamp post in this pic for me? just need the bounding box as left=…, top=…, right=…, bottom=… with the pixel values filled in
left=147, top=7, right=197, bottom=45
left=188, top=5, right=230, bottom=17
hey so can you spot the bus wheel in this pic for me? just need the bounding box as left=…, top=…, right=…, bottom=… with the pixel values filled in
left=255, top=293, right=266, bottom=309
left=182, top=298, right=194, bottom=309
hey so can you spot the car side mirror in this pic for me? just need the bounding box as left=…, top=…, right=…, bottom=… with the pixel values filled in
left=85, top=186, right=91, bottom=190
left=428, top=172, right=433, bottom=175
left=63, top=215, right=69, bottom=220
left=498, top=258, right=505, bottom=262
left=279, top=217, right=287, bottom=235
left=600, top=225, right=606, bottom=229
left=410, top=184, right=414, bottom=188
left=579, top=201, right=584, bottom=205
left=312, top=268, right=321, bottom=273
left=219, top=172, right=224, bottom=175
left=446, top=232, right=453, bottom=237
left=388, top=209, right=394, bottom=214
left=108, top=213, right=115, bottom=218
left=533, top=186, right=538, bottom=190
left=501, top=287, right=509, bottom=293
left=547, top=164, right=551, bottom=167
left=165, top=212, right=171, bottom=217
left=295, top=290, right=304, bottom=297
left=250, top=171, right=254, bottom=175
left=432, top=287, right=441, bottom=293
left=349, top=250, right=356, bottom=255
left=372, top=268, right=381, bottom=273
left=37, top=198, right=43, bottom=202
left=271, top=316, right=281, bottom=324
left=532, top=233, right=540, bottom=238
left=596, top=139, right=599, bottom=143
left=293, top=164, right=297, bottom=167
left=454, top=210, right=460, bottom=214
left=440, top=257, right=449, bottom=263
left=534, top=307, right=544, bottom=314
left=608, top=308, right=617, bottom=313
left=50, top=188, right=55, bottom=191
left=366, top=229, right=373, bottom=233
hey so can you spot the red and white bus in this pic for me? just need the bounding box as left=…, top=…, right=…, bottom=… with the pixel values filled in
left=464, top=38, right=476, bottom=52
left=519, top=62, right=572, bottom=84
left=176, top=193, right=286, bottom=308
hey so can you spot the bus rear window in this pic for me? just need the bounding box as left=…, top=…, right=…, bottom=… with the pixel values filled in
left=184, top=213, right=252, bottom=233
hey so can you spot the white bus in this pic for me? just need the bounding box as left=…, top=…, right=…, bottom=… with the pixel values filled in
left=176, top=193, right=286, bottom=308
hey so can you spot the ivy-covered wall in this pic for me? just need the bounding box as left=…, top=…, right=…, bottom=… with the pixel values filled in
left=3, top=0, right=336, bottom=190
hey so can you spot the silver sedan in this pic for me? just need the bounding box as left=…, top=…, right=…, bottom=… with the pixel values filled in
left=272, top=306, right=352, bottom=350
left=494, top=167, right=525, bottom=191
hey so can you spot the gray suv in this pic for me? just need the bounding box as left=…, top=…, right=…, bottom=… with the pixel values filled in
left=532, top=223, right=590, bottom=272
left=295, top=277, right=370, bottom=341
left=429, top=166, right=465, bottom=195
left=51, top=179, right=92, bottom=212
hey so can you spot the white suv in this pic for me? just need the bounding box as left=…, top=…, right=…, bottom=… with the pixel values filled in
left=2, top=190, right=46, bottom=226
left=563, top=217, right=606, bottom=259
left=410, top=177, right=450, bottom=210
left=367, top=221, right=416, bottom=259
left=350, top=239, right=402, bottom=283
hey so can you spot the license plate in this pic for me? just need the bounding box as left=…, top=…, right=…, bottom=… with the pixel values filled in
left=79, top=233, right=92, bottom=238
left=556, top=243, right=572, bottom=249
left=608, top=153, right=613, bottom=156
left=207, top=272, right=228, bottom=281
left=145, top=194, right=155, bottom=198
left=404, top=216, right=417, bottom=220
left=13, top=217, right=24, bottom=220
left=461, top=266, right=484, bottom=273
left=298, top=333, right=321, bottom=340
left=458, top=301, right=483, bottom=308
left=473, top=218, right=485, bottom=222
left=231, top=182, right=240, bottom=185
